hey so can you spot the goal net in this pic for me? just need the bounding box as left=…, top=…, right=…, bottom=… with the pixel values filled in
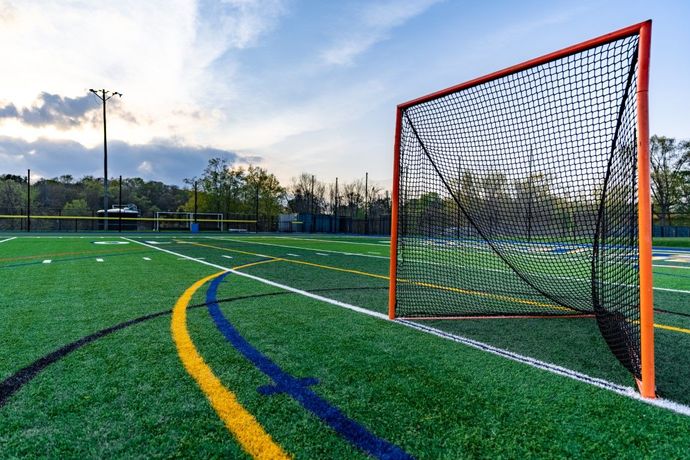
left=154, top=212, right=223, bottom=231
left=389, top=22, right=655, bottom=396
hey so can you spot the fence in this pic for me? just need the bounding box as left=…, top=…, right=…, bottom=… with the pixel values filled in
left=0, top=207, right=391, bottom=235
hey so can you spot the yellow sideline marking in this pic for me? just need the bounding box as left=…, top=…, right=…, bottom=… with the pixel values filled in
left=178, top=241, right=690, bottom=330
left=233, top=259, right=283, bottom=271
left=171, top=272, right=290, bottom=460
left=179, top=241, right=567, bottom=311
left=654, top=323, right=690, bottom=335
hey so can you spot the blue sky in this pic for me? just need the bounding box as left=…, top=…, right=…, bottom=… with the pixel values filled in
left=0, top=0, right=687, bottom=188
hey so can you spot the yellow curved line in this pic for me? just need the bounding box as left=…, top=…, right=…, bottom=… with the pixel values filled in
left=171, top=271, right=290, bottom=460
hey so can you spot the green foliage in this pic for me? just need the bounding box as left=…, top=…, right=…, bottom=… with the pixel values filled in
left=651, top=135, right=690, bottom=225
left=62, top=199, right=90, bottom=216
left=186, top=158, right=286, bottom=217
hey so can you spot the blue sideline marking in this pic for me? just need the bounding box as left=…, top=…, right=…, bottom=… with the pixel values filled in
left=206, top=273, right=413, bottom=460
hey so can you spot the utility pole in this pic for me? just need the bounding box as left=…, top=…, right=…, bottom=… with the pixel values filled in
left=27, top=169, right=31, bottom=233
left=255, top=180, right=260, bottom=233
left=334, top=177, right=338, bottom=234
left=194, top=181, right=198, bottom=223
left=365, top=172, right=369, bottom=235
left=118, top=175, right=122, bottom=232
left=310, top=174, right=315, bottom=233
left=90, top=89, right=122, bottom=231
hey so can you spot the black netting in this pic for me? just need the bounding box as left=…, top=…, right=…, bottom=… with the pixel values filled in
left=394, top=35, right=642, bottom=377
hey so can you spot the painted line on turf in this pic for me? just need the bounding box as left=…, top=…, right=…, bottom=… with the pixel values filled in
left=232, top=259, right=282, bottom=270
left=654, top=323, right=690, bottom=335
left=172, top=241, right=690, bottom=329
left=0, top=236, right=17, bottom=244
left=0, top=246, right=141, bottom=263
left=208, top=237, right=388, bottom=259
left=0, top=288, right=384, bottom=409
left=182, top=241, right=568, bottom=311
left=210, top=237, right=688, bottom=295
left=206, top=273, right=412, bottom=460
left=123, top=238, right=690, bottom=416
left=42, top=259, right=51, bottom=264
left=171, top=272, right=289, bottom=460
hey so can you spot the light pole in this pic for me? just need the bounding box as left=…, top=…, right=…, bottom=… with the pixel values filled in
left=89, top=89, right=122, bottom=231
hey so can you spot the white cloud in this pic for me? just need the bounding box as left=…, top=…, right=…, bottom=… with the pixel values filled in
left=320, top=0, right=442, bottom=66
left=0, top=0, right=287, bottom=148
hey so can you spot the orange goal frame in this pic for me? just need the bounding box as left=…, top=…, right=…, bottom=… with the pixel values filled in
left=388, top=21, right=655, bottom=398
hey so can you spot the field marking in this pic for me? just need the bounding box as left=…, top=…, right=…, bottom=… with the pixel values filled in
left=222, top=255, right=233, bottom=259
left=96, top=258, right=104, bottom=262
left=171, top=272, right=290, bottom=459
left=0, top=236, right=17, bottom=244
left=123, top=237, right=690, bottom=417
left=266, top=236, right=389, bottom=247
left=654, top=323, right=690, bottom=335
left=233, top=259, right=282, bottom=270
left=654, top=264, right=690, bottom=270
left=0, top=247, right=141, bottom=263
left=315, top=253, right=328, bottom=256
left=208, top=237, right=388, bottom=259
left=143, top=257, right=151, bottom=261
left=187, top=241, right=570, bottom=312
left=286, top=253, right=300, bottom=257
left=211, top=237, right=688, bottom=294
left=42, top=259, right=52, bottom=264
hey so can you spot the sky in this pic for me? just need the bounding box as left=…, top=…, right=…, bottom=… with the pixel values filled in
left=0, top=0, right=688, bottom=189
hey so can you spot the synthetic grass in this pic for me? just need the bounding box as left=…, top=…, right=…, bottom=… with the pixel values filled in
left=1, top=235, right=690, bottom=457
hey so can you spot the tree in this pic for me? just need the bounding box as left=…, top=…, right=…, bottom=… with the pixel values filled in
left=244, top=165, right=286, bottom=218
left=63, top=199, right=90, bottom=216
left=288, top=173, right=326, bottom=214
left=650, top=136, right=690, bottom=226
left=0, top=178, right=25, bottom=213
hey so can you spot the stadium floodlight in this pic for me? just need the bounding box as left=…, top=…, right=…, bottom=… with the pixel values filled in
left=90, top=89, right=123, bottom=231
left=388, top=21, right=655, bottom=398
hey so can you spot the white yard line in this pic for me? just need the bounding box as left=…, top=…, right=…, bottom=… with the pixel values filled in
left=143, top=257, right=151, bottom=261
left=96, top=258, right=104, bottom=262
left=208, top=237, right=388, bottom=259
left=654, top=264, right=690, bottom=270
left=42, top=259, right=52, bottom=264
left=315, top=253, right=328, bottom=256
left=123, top=236, right=690, bottom=418
left=222, top=255, right=234, bottom=259
left=286, top=253, right=300, bottom=257
left=0, top=236, right=17, bottom=244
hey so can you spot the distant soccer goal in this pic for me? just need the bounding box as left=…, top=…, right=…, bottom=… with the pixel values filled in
left=154, top=212, right=223, bottom=231
left=389, top=21, right=655, bottom=397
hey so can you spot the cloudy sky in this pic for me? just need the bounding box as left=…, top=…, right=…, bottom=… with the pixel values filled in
left=0, top=0, right=688, bottom=188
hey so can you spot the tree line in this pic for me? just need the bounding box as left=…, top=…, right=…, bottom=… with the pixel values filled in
left=0, top=157, right=391, bottom=220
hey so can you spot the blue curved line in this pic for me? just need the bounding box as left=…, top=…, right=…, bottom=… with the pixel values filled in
left=206, top=272, right=413, bottom=460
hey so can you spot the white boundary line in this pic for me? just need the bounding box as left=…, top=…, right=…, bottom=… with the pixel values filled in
left=0, top=236, right=17, bottom=244
left=123, top=236, right=690, bottom=417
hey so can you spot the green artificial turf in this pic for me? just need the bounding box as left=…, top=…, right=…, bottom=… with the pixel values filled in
left=1, top=234, right=690, bottom=458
